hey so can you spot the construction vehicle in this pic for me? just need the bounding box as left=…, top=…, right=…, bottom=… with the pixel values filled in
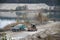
left=11, top=24, right=26, bottom=32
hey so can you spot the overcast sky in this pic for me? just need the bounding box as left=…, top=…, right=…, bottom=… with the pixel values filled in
left=0, top=0, right=59, bottom=6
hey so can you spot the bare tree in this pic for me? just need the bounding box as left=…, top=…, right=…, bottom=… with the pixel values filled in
left=36, top=12, right=43, bottom=23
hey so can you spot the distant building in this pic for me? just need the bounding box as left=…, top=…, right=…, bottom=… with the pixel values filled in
left=0, top=3, right=49, bottom=19
left=48, top=6, right=60, bottom=21
left=0, top=5, right=27, bottom=20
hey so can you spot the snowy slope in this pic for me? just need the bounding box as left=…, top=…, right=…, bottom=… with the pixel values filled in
left=0, top=20, right=16, bottom=29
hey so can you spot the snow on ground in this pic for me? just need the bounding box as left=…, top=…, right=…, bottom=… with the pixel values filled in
left=0, top=20, right=16, bottom=29
left=0, top=21, right=60, bottom=40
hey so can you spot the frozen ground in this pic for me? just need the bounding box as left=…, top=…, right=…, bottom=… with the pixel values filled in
left=4, top=22, right=60, bottom=40
left=0, top=19, right=60, bottom=40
